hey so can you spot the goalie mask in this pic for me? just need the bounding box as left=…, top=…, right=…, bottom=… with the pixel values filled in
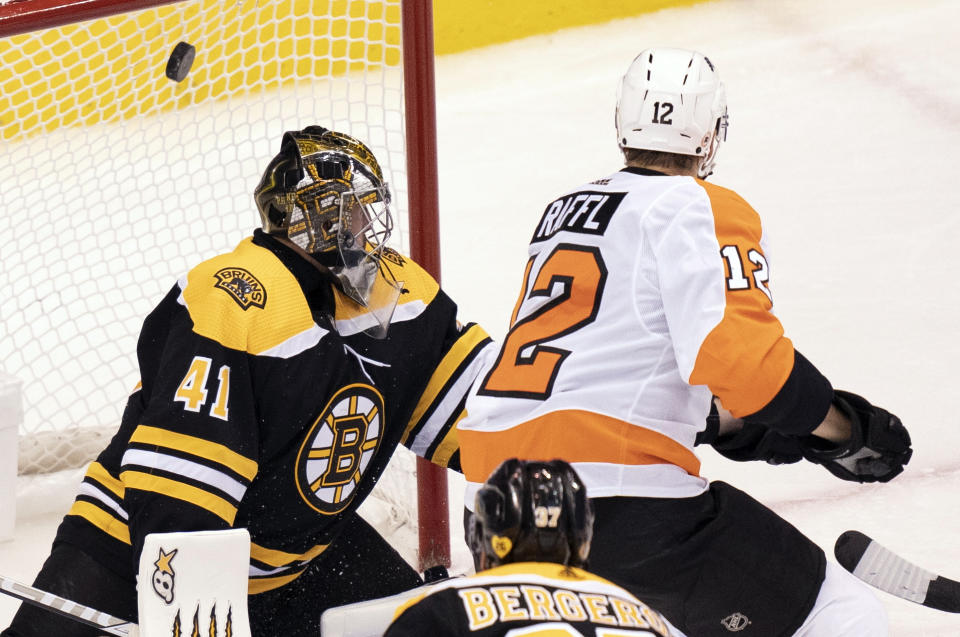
left=615, top=48, right=729, bottom=178
left=468, top=459, right=593, bottom=570
left=254, top=126, right=395, bottom=308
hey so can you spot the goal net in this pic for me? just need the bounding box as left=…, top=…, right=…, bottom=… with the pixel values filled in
left=0, top=0, right=444, bottom=566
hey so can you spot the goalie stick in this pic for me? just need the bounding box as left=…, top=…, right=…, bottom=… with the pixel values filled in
left=0, top=575, right=136, bottom=635
left=834, top=530, right=960, bottom=613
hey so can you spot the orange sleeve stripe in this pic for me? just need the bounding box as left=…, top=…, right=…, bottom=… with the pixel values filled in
left=690, top=180, right=795, bottom=417
left=459, top=409, right=700, bottom=484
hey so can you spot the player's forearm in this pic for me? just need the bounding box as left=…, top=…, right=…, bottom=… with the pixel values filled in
left=807, top=403, right=852, bottom=443
left=720, top=402, right=853, bottom=443
left=714, top=400, right=742, bottom=436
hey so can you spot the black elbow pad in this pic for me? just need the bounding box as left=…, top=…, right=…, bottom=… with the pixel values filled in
left=744, top=350, right=833, bottom=436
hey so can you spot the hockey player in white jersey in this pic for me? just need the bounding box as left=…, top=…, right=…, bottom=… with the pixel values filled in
left=458, top=49, right=912, bottom=636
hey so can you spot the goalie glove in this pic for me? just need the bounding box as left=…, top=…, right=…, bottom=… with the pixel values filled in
left=800, top=390, right=912, bottom=483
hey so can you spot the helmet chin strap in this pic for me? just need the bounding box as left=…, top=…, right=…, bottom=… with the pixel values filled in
left=697, top=131, right=722, bottom=179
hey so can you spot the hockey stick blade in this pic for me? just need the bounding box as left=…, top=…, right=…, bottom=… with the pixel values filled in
left=835, top=530, right=960, bottom=613
left=0, top=574, right=136, bottom=635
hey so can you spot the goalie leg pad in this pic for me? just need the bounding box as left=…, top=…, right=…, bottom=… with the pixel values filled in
left=137, top=529, right=251, bottom=637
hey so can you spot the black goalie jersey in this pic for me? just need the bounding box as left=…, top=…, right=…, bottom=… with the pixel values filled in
left=55, top=230, right=493, bottom=594
left=385, top=562, right=684, bottom=637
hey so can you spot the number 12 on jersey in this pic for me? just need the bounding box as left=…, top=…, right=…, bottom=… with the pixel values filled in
left=720, top=244, right=772, bottom=304
left=479, top=244, right=607, bottom=400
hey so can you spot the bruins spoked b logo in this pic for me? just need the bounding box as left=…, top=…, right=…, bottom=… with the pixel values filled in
left=296, top=384, right=384, bottom=514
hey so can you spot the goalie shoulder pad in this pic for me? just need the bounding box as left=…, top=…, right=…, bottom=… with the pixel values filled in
left=181, top=237, right=316, bottom=355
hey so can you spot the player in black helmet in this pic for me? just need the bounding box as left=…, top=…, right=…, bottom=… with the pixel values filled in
left=255, top=126, right=395, bottom=309
left=469, top=458, right=594, bottom=570
left=2, top=126, right=494, bottom=637
left=384, top=459, right=686, bottom=637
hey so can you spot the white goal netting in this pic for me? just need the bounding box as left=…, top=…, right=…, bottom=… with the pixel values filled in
left=1, top=0, right=412, bottom=471
left=1, top=0, right=424, bottom=551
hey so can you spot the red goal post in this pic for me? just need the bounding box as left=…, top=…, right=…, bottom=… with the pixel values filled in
left=0, top=0, right=449, bottom=569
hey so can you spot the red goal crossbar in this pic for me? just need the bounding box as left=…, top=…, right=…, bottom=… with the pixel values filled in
left=0, top=0, right=181, bottom=38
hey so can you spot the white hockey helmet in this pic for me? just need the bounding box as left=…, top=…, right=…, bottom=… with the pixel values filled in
left=615, top=48, right=728, bottom=178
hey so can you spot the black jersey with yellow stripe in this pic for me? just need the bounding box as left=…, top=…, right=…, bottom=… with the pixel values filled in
left=385, top=562, right=679, bottom=637
left=55, top=230, right=493, bottom=593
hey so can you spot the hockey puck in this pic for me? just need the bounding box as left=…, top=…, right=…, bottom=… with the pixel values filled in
left=165, top=42, right=196, bottom=83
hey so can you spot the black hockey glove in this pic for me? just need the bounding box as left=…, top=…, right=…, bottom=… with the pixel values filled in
left=800, top=390, right=912, bottom=483
left=712, top=421, right=804, bottom=465
left=696, top=401, right=803, bottom=465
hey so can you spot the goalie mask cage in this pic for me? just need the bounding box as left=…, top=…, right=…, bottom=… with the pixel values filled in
left=0, top=0, right=449, bottom=569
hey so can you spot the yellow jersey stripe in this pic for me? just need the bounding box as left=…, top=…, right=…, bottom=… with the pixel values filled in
left=403, top=323, right=490, bottom=445
left=249, top=541, right=329, bottom=568
left=120, top=470, right=238, bottom=524
left=129, top=425, right=258, bottom=481
left=67, top=500, right=131, bottom=545
left=392, top=591, right=429, bottom=620
left=85, top=461, right=125, bottom=499
left=429, top=409, right=464, bottom=468
left=249, top=569, right=306, bottom=595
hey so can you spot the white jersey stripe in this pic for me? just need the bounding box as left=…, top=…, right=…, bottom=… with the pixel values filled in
left=465, top=462, right=707, bottom=512
left=78, top=482, right=129, bottom=521
left=409, top=341, right=497, bottom=456
left=121, top=448, right=247, bottom=502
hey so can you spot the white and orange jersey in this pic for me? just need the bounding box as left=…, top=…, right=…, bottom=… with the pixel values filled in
left=459, top=167, right=797, bottom=503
